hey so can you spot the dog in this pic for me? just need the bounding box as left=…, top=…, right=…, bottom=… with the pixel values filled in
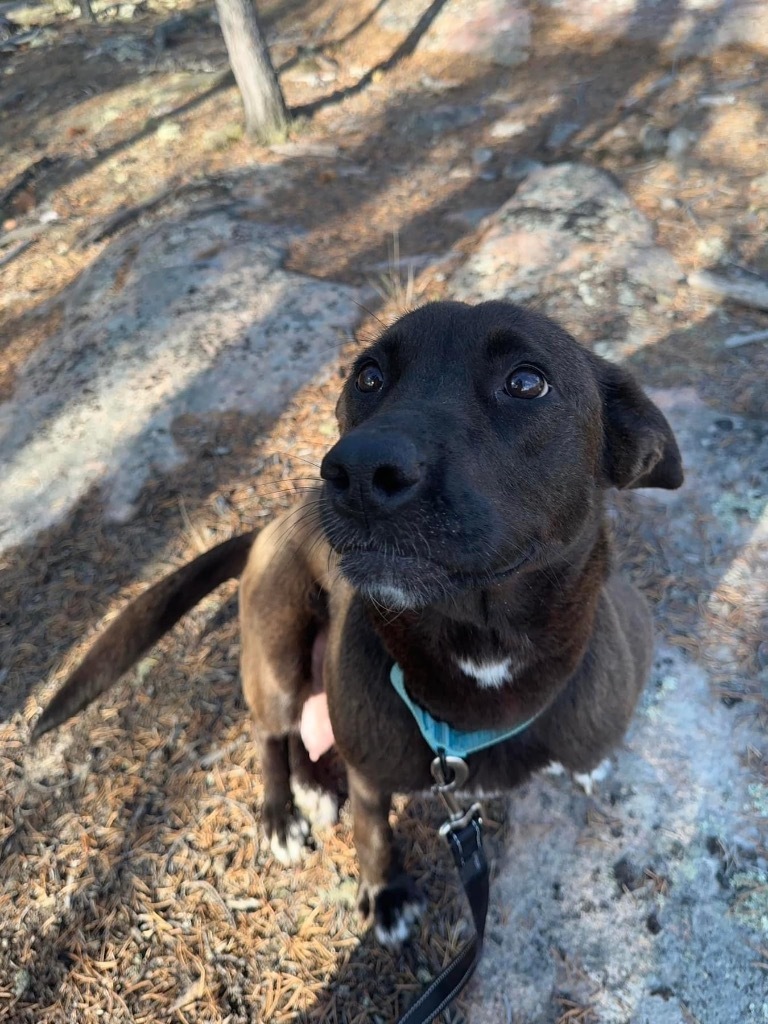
left=34, top=300, right=683, bottom=945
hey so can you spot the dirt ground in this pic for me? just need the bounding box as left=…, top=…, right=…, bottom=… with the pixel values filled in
left=1, top=0, right=767, bottom=1021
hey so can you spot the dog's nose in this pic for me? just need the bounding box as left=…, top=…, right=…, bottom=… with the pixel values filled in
left=321, top=432, right=425, bottom=515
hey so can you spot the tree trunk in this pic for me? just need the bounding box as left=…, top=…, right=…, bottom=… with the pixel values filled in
left=214, top=0, right=289, bottom=143
left=80, top=0, right=97, bottom=22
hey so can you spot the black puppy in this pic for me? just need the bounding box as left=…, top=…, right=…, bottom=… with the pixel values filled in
left=35, top=300, right=682, bottom=944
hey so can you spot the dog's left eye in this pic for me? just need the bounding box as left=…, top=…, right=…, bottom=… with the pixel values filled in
left=356, top=362, right=385, bottom=393
left=504, top=366, right=550, bottom=399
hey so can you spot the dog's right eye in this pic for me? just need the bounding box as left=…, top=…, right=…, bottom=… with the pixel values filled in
left=504, top=366, right=550, bottom=399
left=356, top=362, right=385, bottom=393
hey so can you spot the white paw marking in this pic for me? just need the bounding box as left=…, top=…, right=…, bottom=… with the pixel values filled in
left=292, top=782, right=339, bottom=829
left=269, top=815, right=310, bottom=866
left=543, top=761, right=566, bottom=777
left=456, top=656, right=512, bottom=689
left=573, top=758, right=612, bottom=796
left=374, top=898, right=425, bottom=948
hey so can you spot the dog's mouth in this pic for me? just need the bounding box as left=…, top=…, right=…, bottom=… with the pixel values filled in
left=334, top=545, right=530, bottom=610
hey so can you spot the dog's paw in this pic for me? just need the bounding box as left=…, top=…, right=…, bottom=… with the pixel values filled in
left=265, top=806, right=312, bottom=866
left=359, top=875, right=425, bottom=948
left=573, top=758, right=612, bottom=796
left=292, top=781, right=339, bottom=830
left=543, top=759, right=612, bottom=796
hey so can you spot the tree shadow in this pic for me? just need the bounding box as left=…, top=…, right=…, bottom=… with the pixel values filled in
left=293, top=0, right=451, bottom=118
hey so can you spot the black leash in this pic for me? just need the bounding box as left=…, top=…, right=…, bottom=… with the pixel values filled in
left=395, top=754, right=489, bottom=1024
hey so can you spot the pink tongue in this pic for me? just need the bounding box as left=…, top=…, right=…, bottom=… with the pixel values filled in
left=300, top=691, right=335, bottom=762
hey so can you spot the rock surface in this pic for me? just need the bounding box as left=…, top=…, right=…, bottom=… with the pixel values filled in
left=0, top=210, right=359, bottom=550
left=451, top=162, right=684, bottom=355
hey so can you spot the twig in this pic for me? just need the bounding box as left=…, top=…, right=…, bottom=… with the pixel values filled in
left=689, top=270, right=768, bottom=312
left=723, top=328, right=768, bottom=348
left=0, top=238, right=33, bottom=268
left=0, top=221, right=50, bottom=248
left=178, top=494, right=210, bottom=555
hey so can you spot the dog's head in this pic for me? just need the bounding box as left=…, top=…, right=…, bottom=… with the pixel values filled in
left=320, top=301, right=682, bottom=609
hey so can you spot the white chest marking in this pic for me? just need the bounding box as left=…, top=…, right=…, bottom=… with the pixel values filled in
left=456, top=656, right=512, bottom=689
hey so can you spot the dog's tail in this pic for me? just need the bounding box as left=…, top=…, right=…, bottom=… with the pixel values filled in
left=32, top=531, right=257, bottom=741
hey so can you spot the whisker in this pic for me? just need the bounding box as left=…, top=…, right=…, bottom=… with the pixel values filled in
left=266, top=450, right=323, bottom=472
left=274, top=507, right=324, bottom=544
left=237, top=478, right=322, bottom=502
left=269, top=501, right=325, bottom=551
left=352, top=299, right=387, bottom=329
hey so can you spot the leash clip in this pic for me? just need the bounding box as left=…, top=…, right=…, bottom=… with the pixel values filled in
left=396, top=756, right=489, bottom=1023
left=431, top=753, right=483, bottom=837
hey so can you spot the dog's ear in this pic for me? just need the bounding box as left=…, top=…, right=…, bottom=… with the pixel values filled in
left=592, top=356, right=683, bottom=490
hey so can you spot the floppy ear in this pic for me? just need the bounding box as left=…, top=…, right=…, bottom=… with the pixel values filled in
left=592, top=355, right=683, bottom=490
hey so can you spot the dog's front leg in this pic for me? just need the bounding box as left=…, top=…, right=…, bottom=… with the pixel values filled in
left=258, top=732, right=310, bottom=866
left=348, top=766, right=424, bottom=947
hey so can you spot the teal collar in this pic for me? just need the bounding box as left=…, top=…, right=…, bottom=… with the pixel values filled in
left=389, top=662, right=540, bottom=759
